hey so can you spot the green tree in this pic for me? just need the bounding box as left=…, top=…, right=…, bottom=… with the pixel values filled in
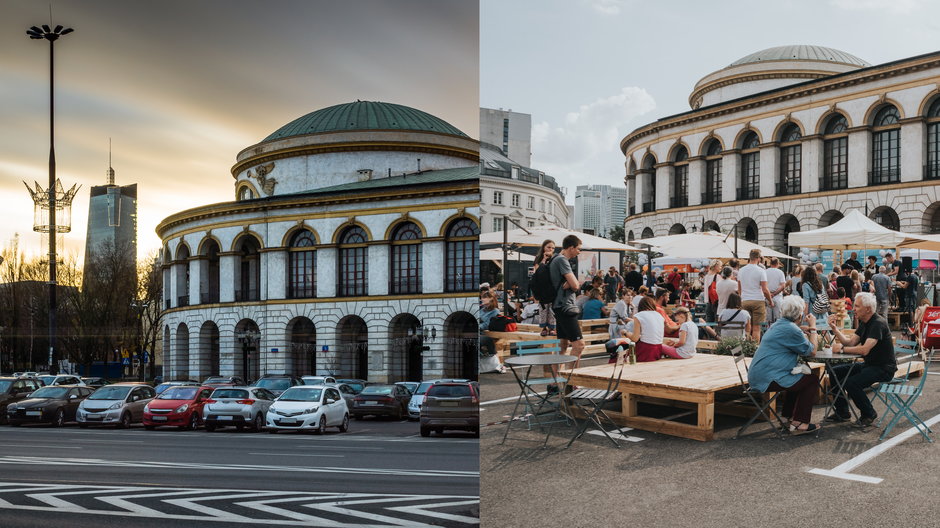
left=609, top=225, right=625, bottom=243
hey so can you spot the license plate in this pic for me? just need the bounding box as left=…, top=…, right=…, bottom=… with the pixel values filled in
left=440, top=401, right=458, bottom=407
left=279, top=419, right=297, bottom=425
left=218, top=415, right=233, bottom=420
left=152, top=416, right=167, bottom=422
left=25, top=411, right=42, bottom=416
left=86, top=413, right=101, bottom=419
left=364, top=401, right=379, bottom=406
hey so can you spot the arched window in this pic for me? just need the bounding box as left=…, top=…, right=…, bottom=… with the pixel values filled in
left=175, top=244, right=190, bottom=307
left=779, top=123, right=802, bottom=195
left=390, top=222, right=422, bottom=294
left=199, top=239, right=221, bottom=304
left=926, top=99, right=940, bottom=180
left=703, top=139, right=722, bottom=204
left=871, top=105, right=900, bottom=185
left=641, top=154, right=656, bottom=212
left=823, top=114, right=848, bottom=190
left=738, top=132, right=760, bottom=200
left=338, top=226, right=368, bottom=297
left=671, top=146, right=689, bottom=208
left=235, top=236, right=261, bottom=301
left=238, top=186, right=256, bottom=201
left=444, top=218, right=479, bottom=292
left=288, top=230, right=316, bottom=299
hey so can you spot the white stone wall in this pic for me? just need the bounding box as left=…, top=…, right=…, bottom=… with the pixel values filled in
left=479, top=175, right=568, bottom=233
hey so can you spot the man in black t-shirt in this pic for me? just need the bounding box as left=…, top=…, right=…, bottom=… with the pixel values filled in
left=826, top=292, right=897, bottom=426
left=624, top=263, right=643, bottom=291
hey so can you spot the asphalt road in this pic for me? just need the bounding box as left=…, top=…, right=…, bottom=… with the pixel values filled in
left=480, top=355, right=940, bottom=528
left=0, top=418, right=479, bottom=527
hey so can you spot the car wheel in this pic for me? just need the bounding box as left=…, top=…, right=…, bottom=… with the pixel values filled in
left=315, top=416, right=326, bottom=435
left=338, top=414, right=349, bottom=433
left=53, top=408, right=65, bottom=427
left=253, top=413, right=264, bottom=432
left=183, top=413, right=199, bottom=431
left=118, top=412, right=131, bottom=429
left=205, top=424, right=216, bottom=432
left=420, top=426, right=430, bottom=437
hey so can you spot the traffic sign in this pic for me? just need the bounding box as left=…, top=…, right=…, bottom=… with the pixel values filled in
left=122, top=357, right=130, bottom=366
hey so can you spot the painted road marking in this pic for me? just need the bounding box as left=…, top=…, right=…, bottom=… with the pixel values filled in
left=587, top=427, right=644, bottom=443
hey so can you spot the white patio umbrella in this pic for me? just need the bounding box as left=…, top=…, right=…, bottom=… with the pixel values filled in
left=633, top=231, right=794, bottom=260
left=479, top=225, right=640, bottom=251
left=787, top=209, right=915, bottom=249
left=898, top=233, right=940, bottom=251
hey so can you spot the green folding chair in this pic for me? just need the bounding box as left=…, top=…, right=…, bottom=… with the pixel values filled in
left=870, top=339, right=921, bottom=424
left=875, top=348, right=935, bottom=442
left=507, top=339, right=569, bottom=432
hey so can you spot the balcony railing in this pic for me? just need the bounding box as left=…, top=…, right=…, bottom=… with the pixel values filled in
left=177, top=295, right=189, bottom=307
left=925, top=163, right=940, bottom=181
left=819, top=175, right=848, bottom=191
left=701, top=191, right=721, bottom=205
left=234, top=289, right=258, bottom=302
left=642, top=201, right=654, bottom=212
left=869, top=168, right=900, bottom=186
left=736, top=187, right=759, bottom=200
left=669, top=196, right=688, bottom=208
left=776, top=180, right=801, bottom=196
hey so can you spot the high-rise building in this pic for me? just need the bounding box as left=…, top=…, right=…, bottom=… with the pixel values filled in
left=84, top=162, right=137, bottom=272
left=574, top=184, right=627, bottom=237
left=479, top=107, right=531, bottom=167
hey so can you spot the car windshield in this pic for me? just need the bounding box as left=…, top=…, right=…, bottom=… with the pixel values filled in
left=416, top=382, right=436, bottom=395
left=212, top=389, right=248, bottom=399
left=38, top=376, right=55, bottom=385
left=361, top=386, right=392, bottom=395
left=158, top=387, right=198, bottom=400
left=87, top=386, right=132, bottom=400
left=428, top=385, right=471, bottom=397
left=29, top=387, right=69, bottom=399
left=256, top=379, right=291, bottom=390
left=204, top=377, right=228, bottom=384
left=302, top=378, right=327, bottom=385
left=343, top=382, right=365, bottom=392
left=278, top=388, right=322, bottom=402
left=0, top=381, right=11, bottom=392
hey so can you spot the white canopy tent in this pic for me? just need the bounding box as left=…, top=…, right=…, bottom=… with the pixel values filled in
left=479, top=247, right=527, bottom=268
left=787, top=209, right=916, bottom=249
left=480, top=225, right=640, bottom=251
left=633, top=231, right=794, bottom=260
left=898, top=234, right=940, bottom=252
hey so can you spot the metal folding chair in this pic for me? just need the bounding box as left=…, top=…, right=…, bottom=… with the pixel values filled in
left=509, top=339, right=568, bottom=432
left=870, top=339, right=921, bottom=423
left=876, top=348, right=935, bottom=442
left=729, top=345, right=788, bottom=439
left=563, top=345, right=629, bottom=448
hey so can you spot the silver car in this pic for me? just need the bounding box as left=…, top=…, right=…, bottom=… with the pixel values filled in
left=77, top=383, right=155, bottom=428
left=407, top=379, right=470, bottom=420
left=203, top=386, right=276, bottom=432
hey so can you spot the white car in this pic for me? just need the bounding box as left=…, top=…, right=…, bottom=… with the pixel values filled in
left=301, top=375, right=336, bottom=386
left=266, top=385, right=349, bottom=434
left=38, top=374, right=85, bottom=387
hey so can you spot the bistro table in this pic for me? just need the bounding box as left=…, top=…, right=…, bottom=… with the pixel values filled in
left=811, top=351, right=861, bottom=422
left=501, top=354, right=578, bottom=446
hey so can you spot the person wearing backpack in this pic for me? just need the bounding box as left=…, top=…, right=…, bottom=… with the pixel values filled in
left=530, top=239, right=557, bottom=336
left=703, top=260, right=721, bottom=323
left=800, top=266, right=829, bottom=323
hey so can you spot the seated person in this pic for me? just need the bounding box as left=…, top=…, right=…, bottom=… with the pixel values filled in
left=825, top=292, right=898, bottom=426
left=747, top=295, right=821, bottom=434
left=700, top=292, right=751, bottom=339
left=625, top=296, right=675, bottom=362
left=519, top=297, right=541, bottom=325
left=663, top=307, right=697, bottom=359
left=581, top=288, right=609, bottom=320
left=653, top=287, right=681, bottom=336
left=609, top=288, right=635, bottom=338
left=478, top=294, right=507, bottom=373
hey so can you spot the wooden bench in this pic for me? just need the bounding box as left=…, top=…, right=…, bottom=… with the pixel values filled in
left=887, top=311, right=908, bottom=330
left=484, top=331, right=550, bottom=359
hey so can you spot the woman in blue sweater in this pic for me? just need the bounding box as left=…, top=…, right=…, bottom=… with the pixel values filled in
left=747, top=295, right=821, bottom=434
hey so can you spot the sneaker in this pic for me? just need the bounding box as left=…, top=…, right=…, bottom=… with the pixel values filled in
left=824, top=412, right=851, bottom=423
left=855, top=413, right=877, bottom=427
left=540, top=327, right=550, bottom=336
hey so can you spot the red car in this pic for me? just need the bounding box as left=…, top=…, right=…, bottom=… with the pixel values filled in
left=143, top=385, right=214, bottom=430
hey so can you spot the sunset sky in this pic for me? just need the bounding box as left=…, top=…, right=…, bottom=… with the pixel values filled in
left=0, top=0, right=479, bottom=262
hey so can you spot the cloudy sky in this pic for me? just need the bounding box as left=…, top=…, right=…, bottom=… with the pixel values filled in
left=0, top=0, right=478, bottom=262
left=481, top=0, right=940, bottom=204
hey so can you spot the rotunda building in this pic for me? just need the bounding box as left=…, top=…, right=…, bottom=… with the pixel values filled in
left=623, top=46, right=940, bottom=258
left=157, top=101, right=480, bottom=383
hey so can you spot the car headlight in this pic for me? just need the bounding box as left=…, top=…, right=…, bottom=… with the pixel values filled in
left=7, top=404, right=16, bottom=411
left=304, top=406, right=319, bottom=414
left=144, top=404, right=151, bottom=412
left=108, top=402, right=122, bottom=410
left=174, top=404, right=189, bottom=413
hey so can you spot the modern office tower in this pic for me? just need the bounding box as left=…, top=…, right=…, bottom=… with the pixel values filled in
left=84, top=161, right=137, bottom=273
left=480, top=107, right=532, bottom=167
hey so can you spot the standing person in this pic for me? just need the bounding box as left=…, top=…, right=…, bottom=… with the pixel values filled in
left=789, top=266, right=802, bottom=296
left=905, top=269, right=919, bottom=322
left=624, top=263, right=643, bottom=292
left=738, top=249, right=774, bottom=342
left=550, top=235, right=585, bottom=367
left=872, top=266, right=891, bottom=320
left=865, top=255, right=878, bottom=275
left=850, top=269, right=862, bottom=298
left=844, top=252, right=863, bottom=271
left=532, top=239, right=557, bottom=337
left=703, top=260, right=722, bottom=323
left=646, top=268, right=658, bottom=289
left=604, top=267, right=620, bottom=303
left=716, top=266, right=738, bottom=313
left=836, top=266, right=855, bottom=303
left=860, top=270, right=873, bottom=294
left=765, top=257, right=787, bottom=325
left=826, top=293, right=897, bottom=426
left=800, top=266, right=828, bottom=323
left=666, top=267, right=683, bottom=293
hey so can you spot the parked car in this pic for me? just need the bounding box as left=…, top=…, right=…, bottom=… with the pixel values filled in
left=143, top=385, right=213, bottom=430
left=37, top=374, right=85, bottom=387
left=76, top=383, right=156, bottom=428
left=253, top=374, right=303, bottom=397
left=301, top=375, right=337, bottom=386
left=202, top=376, right=246, bottom=388
left=351, top=384, right=411, bottom=420
left=329, top=382, right=359, bottom=408
left=419, top=382, right=479, bottom=437
left=202, top=386, right=276, bottom=432
left=395, top=381, right=420, bottom=395
left=155, top=380, right=202, bottom=395
left=81, top=377, right=111, bottom=389
left=266, top=385, right=349, bottom=434
left=13, top=371, right=40, bottom=379
left=407, top=379, right=470, bottom=420
left=335, top=378, right=370, bottom=394
left=0, top=377, right=49, bottom=424
left=7, top=385, right=95, bottom=427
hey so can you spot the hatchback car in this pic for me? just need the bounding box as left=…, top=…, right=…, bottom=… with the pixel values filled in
left=301, top=375, right=337, bottom=386
left=155, top=380, right=202, bottom=395
left=407, top=379, right=470, bottom=420
left=77, top=383, right=156, bottom=428
left=395, top=381, right=420, bottom=395
left=202, top=386, right=276, bottom=432
left=266, top=385, right=349, bottom=434
left=351, top=384, right=411, bottom=420
left=329, top=382, right=359, bottom=408
left=335, top=379, right=370, bottom=394
left=143, top=385, right=213, bottom=430
left=7, top=385, right=95, bottom=426
left=37, top=374, right=85, bottom=387
left=419, top=382, right=479, bottom=437
left=253, top=375, right=303, bottom=397
left=0, top=377, right=45, bottom=424
left=202, top=376, right=246, bottom=388
left=81, top=377, right=111, bottom=389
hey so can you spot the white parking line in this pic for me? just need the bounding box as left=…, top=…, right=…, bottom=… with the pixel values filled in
left=586, top=427, right=644, bottom=443
left=807, top=411, right=940, bottom=484
left=247, top=453, right=345, bottom=458
left=0, top=445, right=82, bottom=450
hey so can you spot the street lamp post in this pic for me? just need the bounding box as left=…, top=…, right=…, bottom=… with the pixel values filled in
left=27, top=23, right=74, bottom=376
left=130, top=300, right=151, bottom=381
left=236, top=330, right=259, bottom=383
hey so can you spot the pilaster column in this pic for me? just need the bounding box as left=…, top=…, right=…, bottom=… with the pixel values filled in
left=655, top=165, right=672, bottom=210
left=759, top=146, right=779, bottom=198
left=900, top=119, right=925, bottom=183
left=688, top=159, right=704, bottom=206
left=722, top=153, right=740, bottom=203
left=848, top=128, right=870, bottom=188
left=219, top=252, right=238, bottom=303
left=802, top=137, right=822, bottom=193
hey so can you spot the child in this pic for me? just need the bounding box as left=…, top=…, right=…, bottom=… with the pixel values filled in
left=663, top=307, right=697, bottom=359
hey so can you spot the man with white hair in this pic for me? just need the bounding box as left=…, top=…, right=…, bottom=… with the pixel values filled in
left=825, top=292, right=897, bottom=427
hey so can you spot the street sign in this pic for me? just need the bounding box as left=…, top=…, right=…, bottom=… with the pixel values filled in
left=270, top=348, right=279, bottom=353
left=122, top=357, right=130, bottom=366
left=322, top=345, right=328, bottom=352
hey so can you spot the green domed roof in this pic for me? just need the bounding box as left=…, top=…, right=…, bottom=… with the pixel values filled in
left=263, top=101, right=469, bottom=141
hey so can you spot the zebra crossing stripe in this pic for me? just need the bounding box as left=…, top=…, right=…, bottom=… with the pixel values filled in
left=389, top=500, right=481, bottom=524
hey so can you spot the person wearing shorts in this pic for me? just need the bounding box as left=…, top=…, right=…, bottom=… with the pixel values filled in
left=550, top=235, right=585, bottom=366
left=737, top=249, right=774, bottom=342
